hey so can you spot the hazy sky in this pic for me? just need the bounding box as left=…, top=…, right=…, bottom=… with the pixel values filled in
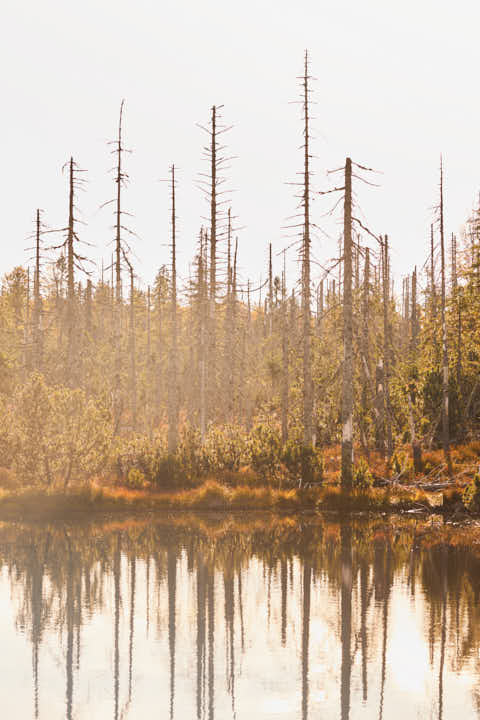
left=2, top=0, right=480, bottom=297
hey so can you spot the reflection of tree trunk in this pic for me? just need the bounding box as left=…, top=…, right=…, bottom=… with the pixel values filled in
left=302, top=560, right=312, bottom=720
left=128, top=556, right=136, bottom=703
left=207, top=567, right=215, bottom=720
left=237, top=569, right=245, bottom=653
left=113, top=534, right=121, bottom=720
left=340, top=524, right=352, bottom=720
left=378, top=547, right=391, bottom=720
left=438, top=548, right=447, bottom=720
left=146, top=557, right=150, bottom=637
left=65, top=534, right=74, bottom=720
left=223, top=568, right=236, bottom=715
left=197, top=560, right=207, bottom=720
left=429, top=603, right=435, bottom=667
left=360, top=559, right=369, bottom=703
left=168, top=548, right=177, bottom=720
left=281, top=558, right=288, bottom=646
left=30, top=533, right=50, bottom=720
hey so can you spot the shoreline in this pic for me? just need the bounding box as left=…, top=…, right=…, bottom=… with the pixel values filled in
left=0, top=478, right=471, bottom=526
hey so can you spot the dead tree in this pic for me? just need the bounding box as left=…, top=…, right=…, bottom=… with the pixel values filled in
left=408, top=267, right=423, bottom=473
left=439, top=157, right=453, bottom=475
left=197, top=229, right=208, bottom=440
left=451, top=233, right=463, bottom=403
left=301, top=53, right=314, bottom=454
left=51, top=158, right=88, bottom=385
left=31, top=209, right=44, bottom=371
left=268, top=242, right=273, bottom=336
left=360, top=247, right=370, bottom=456
left=168, top=165, right=179, bottom=453
left=104, top=100, right=135, bottom=430
left=122, top=251, right=137, bottom=431
left=281, top=250, right=289, bottom=444
left=382, top=236, right=393, bottom=459
left=341, top=158, right=354, bottom=487
left=198, top=105, right=231, bottom=425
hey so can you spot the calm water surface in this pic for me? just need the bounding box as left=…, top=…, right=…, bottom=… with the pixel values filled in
left=0, top=514, right=479, bottom=719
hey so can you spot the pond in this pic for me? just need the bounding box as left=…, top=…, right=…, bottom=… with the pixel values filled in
left=0, top=514, right=479, bottom=719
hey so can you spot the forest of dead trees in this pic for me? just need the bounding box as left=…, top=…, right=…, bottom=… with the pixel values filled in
left=1, top=52, right=480, bottom=491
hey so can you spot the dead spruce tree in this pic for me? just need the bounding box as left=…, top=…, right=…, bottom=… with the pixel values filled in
left=382, top=236, right=393, bottom=459
left=196, top=229, right=208, bottom=440
left=322, top=156, right=379, bottom=485
left=51, top=157, right=88, bottom=385
left=301, top=52, right=314, bottom=456
left=26, top=209, right=47, bottom=372
left=407, top=266, right=423, bottom=473
left=168, top=165, right=179, bottom=453
left=341, top=157, right=354, bottom=487
left=284, top=51, right=314, bottom=469
left=439, top=156, right=453, bottom=476
left=281, top=250, right=289, bottom=445
left=197, top=105, right=231, bottom=427
left=104, top=100, right=135, bottom=431
left=122, top=250, right=137, bottom=431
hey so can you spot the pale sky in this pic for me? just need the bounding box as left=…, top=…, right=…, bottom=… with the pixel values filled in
left=2, top=0, right=480, bottom=298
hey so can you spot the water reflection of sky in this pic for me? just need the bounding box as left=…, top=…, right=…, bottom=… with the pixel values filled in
left=0, top=518, right=478, bottom=719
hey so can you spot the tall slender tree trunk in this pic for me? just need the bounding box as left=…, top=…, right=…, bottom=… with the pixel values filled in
left=129, top=265, right=137, bottom=430
left=114, top=101, right=125, bottom=431
left=408, top=267, right=423, bottom=473
left=208, top=106, right=218, bottom=425
left=198, top=230, right=208, bottom=441
left=281, top=253, right=289, bottom=445
left=383, top=236, right=393, bottom=459
left=268, top=242, right=273, bottom=336
left=301, top=53, right=313, bottom=455
left=168, top=165, right=179, bottom=453
left=360, top=247, right=370, bottom=456
left=66, top=157, right=76, bottom=385
left=439, top=157, right=453, bottom=476
left=341, top=157, right=354, bottom=488
left=32, top=209, right=42, bottom=372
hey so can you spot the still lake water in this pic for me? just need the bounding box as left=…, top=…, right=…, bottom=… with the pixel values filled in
left=0, top=514, right=479, bottom=720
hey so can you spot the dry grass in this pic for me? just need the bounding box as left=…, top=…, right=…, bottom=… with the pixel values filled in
left=0, top=477, right=446, bottom=524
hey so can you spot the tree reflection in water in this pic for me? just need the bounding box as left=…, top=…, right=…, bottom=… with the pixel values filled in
left=1, top=515, right=480, bottom=719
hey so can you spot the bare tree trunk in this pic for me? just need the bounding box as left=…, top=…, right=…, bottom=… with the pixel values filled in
left=451, top=233, right=463, bottom=422
left=66, top=157, right=76, bottom=385
left=439, top=157, right=453, bottom=475
left=341, top=157, right=353, bottom=488
left=32, top=209, right=43, bottom=372
left=301, top=52, right=313, bottom=456
left=382, top=236, right=393, bottom=459
left=114, top=102, right=125, bottom=431
left=198, top=230, right=208, bottom=441
left=208, top=106, right=218, bottom=425
left=281, top=252, right=289, bottom=445
left=222, top=209, right=234, bottom=420
left=409, top=267, right=423, bottom=473
left=231, top=237, right=239, bottom=416
left=168, top=165, right=179, bottom=453
left=129, top=266, right=136, bottom=431
left=268, top=242, right=273, bottom=336
left=360, top=247, right=370, bottom=456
